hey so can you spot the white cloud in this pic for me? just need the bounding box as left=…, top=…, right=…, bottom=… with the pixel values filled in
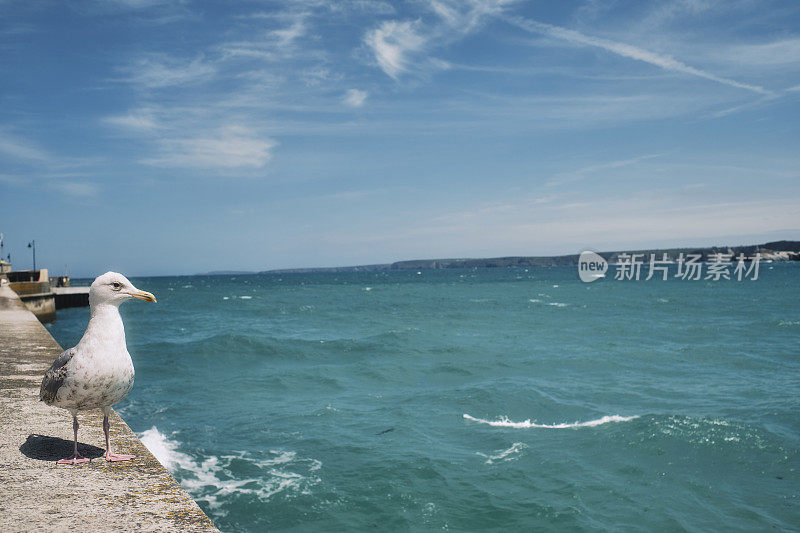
left=104, top=112, right=159, bottom=130
left=302, top=66, right=340, bottom=87
left=110, top=0, right=174, bottom=7
left=0, top=131, right=103, bottom=172
left=120, top=55, right=215, bottom=88
left=430, top=0, right=516, bottom=34
left=144, top=126, right=275, bottom=170
left=218, top=10, right=322, bottom=65
left=714, top=38, right=800, bottom=67
left=326, top=1, right=396, bottom=16
left=546, top=154, right=664, bottom=186
left=508, top=17, right=772, bottom=95
left=270, top=19, right=307, bottom=46
left=364, top=20, right=426, bottom=79
left=363, top=1, right=517, bottom=79
left=0, top=173, right=27, bottom=186
left=708, top=95, right=779, bottom=118
left=0, top=132, right=51, bottom=162
left=430, top=1, right=460, bottom=25
left=329, top=194, right=800, bottom=260
left=52, top=181, right=99, bottom=198
left=343, top=88, right=368, bottom=107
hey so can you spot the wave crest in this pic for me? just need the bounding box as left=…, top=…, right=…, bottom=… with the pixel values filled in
left=463, top=413, right=639, bottom=429
left=476, top=442, right=527, bottom=464
left=139, top=427, right=320, bottom=513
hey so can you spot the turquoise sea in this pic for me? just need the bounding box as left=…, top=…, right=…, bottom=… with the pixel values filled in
left=47, top=265, right=799, bottom=531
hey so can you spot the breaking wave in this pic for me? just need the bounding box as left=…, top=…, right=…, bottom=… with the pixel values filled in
left=476, top=442, right=527, bottom=464
left=139, top=427, right=320, bottom=514
left=463, top=413, right=639, bottom=429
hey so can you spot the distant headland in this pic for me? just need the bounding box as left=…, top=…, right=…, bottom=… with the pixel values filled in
left=197, top=240, right=800, bottom=276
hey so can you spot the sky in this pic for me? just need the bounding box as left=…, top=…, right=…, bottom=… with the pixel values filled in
left=1, top=0, right=799, bottom=277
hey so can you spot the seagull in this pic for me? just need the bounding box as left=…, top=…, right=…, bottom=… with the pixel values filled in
left=40, top=272, right=156, bottom=465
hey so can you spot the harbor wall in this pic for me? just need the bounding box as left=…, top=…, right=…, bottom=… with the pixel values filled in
left=6, top=279, right=57, bottom=323
left=0, top=282, right=218, bottom=532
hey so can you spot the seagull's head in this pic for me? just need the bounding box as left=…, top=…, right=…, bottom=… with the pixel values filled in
left=90, top=272, right=157, bottom=307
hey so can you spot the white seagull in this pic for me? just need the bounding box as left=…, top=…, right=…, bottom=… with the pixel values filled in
left=40, top=272, right=156, bottom=465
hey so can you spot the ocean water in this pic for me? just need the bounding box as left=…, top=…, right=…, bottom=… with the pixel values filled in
left=46, top=265, right=799, bottom=531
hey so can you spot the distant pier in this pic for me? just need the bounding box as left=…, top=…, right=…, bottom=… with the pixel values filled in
left=0, top=282, right=218, bottom=532
left=2, top=268, right=89, bottom=323
left=53, top=286, right=90, bottom=309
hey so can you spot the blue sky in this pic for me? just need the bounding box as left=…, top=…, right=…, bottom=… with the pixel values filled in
left=1, top=0, right=798, bottom=276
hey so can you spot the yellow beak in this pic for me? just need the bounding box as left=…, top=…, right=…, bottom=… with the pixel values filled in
left=129, top=289, right=157, bottom=303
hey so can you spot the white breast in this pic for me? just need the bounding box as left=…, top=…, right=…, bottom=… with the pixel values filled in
left=53, top=302, right=136, bottom=411
left=54, top=348, right=135, bottom=410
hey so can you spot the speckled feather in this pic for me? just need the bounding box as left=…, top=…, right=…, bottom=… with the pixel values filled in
left=39, top=272, right=151, bottom=415
left=40, top=348, right=76, bottom=404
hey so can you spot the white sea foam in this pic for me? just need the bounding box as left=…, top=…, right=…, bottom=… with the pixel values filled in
left=528, top=298, right=568, bottom=307
left=476, top=442, right=527, bottom=464
left=139, top=427, right=320, bottom=512
left=463, top=413, right=639, bottom=429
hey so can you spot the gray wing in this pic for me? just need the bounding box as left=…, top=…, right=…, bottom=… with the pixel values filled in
left=39, top=348, right=76, bottom=404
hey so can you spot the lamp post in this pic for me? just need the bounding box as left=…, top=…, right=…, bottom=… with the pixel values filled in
left=28, top=240, right=36, bottom=272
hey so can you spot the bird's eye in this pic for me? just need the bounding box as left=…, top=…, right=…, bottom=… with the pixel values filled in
left=112, top=282, right=121, bottom=290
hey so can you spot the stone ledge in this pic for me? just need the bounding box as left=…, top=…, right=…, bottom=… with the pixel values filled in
left=0, top=283, right=218, bottom=532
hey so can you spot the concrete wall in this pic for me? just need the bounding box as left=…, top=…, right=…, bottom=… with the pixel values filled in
left=8, top=281, right=57, bottom=323
left=0, top=282, right=219, bottom=532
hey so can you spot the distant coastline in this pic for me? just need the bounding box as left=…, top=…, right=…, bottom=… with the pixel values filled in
left=197, top=240, right=800, bottom=275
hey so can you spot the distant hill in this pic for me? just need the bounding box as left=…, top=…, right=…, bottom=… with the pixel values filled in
left=264, top=264, right=392, bottom=274
left=197, top=270, right=257, bottom=276
left=257, top=240, right=800, bottom=274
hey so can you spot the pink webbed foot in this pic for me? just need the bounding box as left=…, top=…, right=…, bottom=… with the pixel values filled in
left=105, top=452, right=136, bottom=462
left=57, top=455, right=90, bottom=465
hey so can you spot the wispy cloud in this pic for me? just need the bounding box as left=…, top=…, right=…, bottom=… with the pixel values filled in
left=143, top=126, right=275, bottom=170
left=364, top=1, right=517, bottom=79
left=715, top=37, right=800, bottom=67
left=221, top=9, right=317, bottom=62
left=119, top=55, right=216, bottom=88
left=708, top=94, right=780, bottom=119
left=430, top=0, right=516, bottom=34
left=343, top=88, right=368, bottom=107
left=0, top=173, right=28, bottom=186
left=546, top=154, right=664, bottom=187
left=508, top=17, right=772, bottom=95
left=326, top=1, right=396, bottom=16
left=365, top=20, right=426, bottom=79
left=0, top=131, right=52, bottom=162
left=51, top=181, right=99, bottom=198
left=0, top=131, right=104, bottom=174
left=109, top=0, right=176, bottom=8
left=270, top=18, right=307, bottom=47
left=103, top=111, right=159, bottom=130
left=302, top=66, right=341, bottom=87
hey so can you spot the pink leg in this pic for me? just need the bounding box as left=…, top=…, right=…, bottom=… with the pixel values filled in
left=104, top=413, right=135, bottom=462
left=57, top=415, right=90, bottom=465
